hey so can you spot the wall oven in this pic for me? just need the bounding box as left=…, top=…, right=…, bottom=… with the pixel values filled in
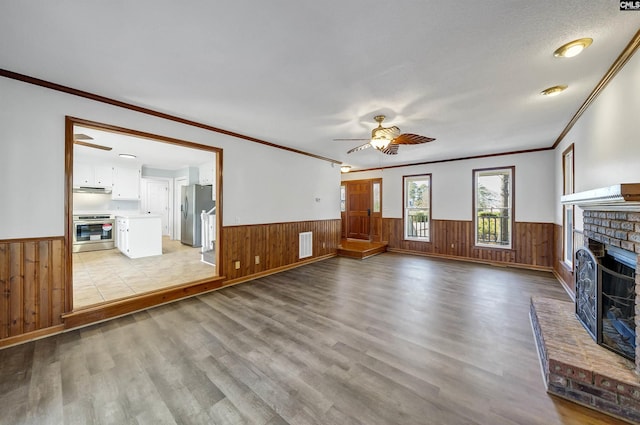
left=72, top=215, right=115, bottom=252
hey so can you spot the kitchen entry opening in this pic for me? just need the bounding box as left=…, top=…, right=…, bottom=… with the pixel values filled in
left=67, top=117, right=221, bottom=310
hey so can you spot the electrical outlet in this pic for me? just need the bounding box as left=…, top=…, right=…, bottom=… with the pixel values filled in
left=255, top=255, right=260, bottom=265
left=234, top=261, right=240, bottom=270
left=322, top=242, right=326, bottom=249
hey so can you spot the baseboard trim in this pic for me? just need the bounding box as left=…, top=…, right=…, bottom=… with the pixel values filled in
left=221, top=253, right=336, bottom=288
left=63, top=276, right=227, bottom=330
left=0, top=325, right=65, bottom=350
left=552, top=268, right=576, bottom=302
left=387, top=248, right=553, bottom=272
left=63, top=254, right=336, bottom=330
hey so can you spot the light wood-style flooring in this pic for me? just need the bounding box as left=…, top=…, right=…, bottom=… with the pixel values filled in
left=73, top=237, right=216, bottom=308
left=0, top=253, right=627, bottom=424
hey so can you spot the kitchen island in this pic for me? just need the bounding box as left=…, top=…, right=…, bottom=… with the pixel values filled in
left=115, top=214, right=162, bottom=259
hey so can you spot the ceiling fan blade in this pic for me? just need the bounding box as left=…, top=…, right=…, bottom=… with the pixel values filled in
left=73, top=133, right=93, bottom=141
left=381, top=144, right=399, bottom=155
left=74, top=140, right=113, bottom=151
left=347, top=142, right=372, bottom=154
left=394, top=133, right=436, bottom=145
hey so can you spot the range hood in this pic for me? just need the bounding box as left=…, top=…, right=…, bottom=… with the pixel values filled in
left=73, top=186, right=113, bottom=194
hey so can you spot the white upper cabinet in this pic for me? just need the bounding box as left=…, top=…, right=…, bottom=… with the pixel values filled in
left=94, top=165, right=113, bottom=187
left=73, top=163, right=113, bottom=188
left=112, top=166, right=141, bottom=200
left=199, top=161, right=215, bottom=185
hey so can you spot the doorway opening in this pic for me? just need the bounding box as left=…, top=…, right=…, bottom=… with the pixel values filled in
left=66, top=117, right=221, bottom=310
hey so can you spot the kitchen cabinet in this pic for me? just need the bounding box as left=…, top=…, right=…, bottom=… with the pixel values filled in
left=74, top=163, right=113, bottom=187
left=198, top=161, right=216, bottom=199
left=116, top=215, right=162, bottom=259
left=112, top=166, right=141, bottom=200
left=198, top=162, right=214, bottom=185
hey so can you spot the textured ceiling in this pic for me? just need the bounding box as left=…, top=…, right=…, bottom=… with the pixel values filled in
left=1, top=1, right=639, bottom=170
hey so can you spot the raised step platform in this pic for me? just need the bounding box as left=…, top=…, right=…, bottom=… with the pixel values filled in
left=337, top=239, right=387, bottom=260
left=530, top=296, right=640, bottom=424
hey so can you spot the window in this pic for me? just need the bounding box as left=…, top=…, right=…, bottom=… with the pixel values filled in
left=404, top=174, right=431, bottom=241
left=340, top=184, right=346, bottom=212
left=373, top=181, right=381, bottom=213
left=474, top=167, right=514, bottom=248
left=563, top=145, right=575, bottom=267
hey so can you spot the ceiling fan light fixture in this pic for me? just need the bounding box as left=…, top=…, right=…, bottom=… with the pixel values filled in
left=554, top=38, right=592, bottom=58
left=541, top=85, right=568, bottom=97
left=340, top=165, right=351, bottom=173
left=370, top=136, right=391, bottom=150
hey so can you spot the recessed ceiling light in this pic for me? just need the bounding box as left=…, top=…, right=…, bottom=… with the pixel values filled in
left=554, top=38, right=593, bottom=58
left=119, top=153, right=137, bottom=159
left=541, top=85, right=568, bottom=97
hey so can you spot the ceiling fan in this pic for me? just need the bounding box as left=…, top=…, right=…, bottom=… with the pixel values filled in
left=335, top=115, right=435, bottom=155
left=73, top=133, right=112, bottom=151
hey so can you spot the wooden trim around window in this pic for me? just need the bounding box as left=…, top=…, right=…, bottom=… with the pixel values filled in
left=402, top=173, right=432, bottom=243
left=561, top=144, right=575, bottom=269
left=472, top=166, right=515, bottom=249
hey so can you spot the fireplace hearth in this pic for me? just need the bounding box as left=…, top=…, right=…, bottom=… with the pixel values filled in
left=532, top=183, right=640, bottom=423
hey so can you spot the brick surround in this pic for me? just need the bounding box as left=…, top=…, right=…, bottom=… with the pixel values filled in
left=583, top=210, right=640, bottom=253
left=531, top=297, right=640, bottom=423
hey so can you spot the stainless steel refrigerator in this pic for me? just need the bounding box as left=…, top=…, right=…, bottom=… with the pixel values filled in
left=181, top=184, right=215, bottom=247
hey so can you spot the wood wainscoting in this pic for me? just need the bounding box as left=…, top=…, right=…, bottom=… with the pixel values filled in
left=221, top=219, right=342, bottom=282
left=0, top=219, right=341, bottom=347
left=383, top=218, right=554, bottom=269
left=0, top=237, right=66, bottom=345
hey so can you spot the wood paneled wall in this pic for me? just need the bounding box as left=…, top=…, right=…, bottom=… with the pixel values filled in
left=221, top=219, right=341, bottom=281
left=0, top=238, right=65, bottom=340
left=383, top=218, right=554, bottom=269
left=1, top=219, right=341, bottom=345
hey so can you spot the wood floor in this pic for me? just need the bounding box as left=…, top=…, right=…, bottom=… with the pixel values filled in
left=0, top=253, right=627, bottom=425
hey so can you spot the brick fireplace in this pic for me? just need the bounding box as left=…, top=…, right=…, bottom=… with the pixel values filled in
left=531, top=184, right=640, bottom=424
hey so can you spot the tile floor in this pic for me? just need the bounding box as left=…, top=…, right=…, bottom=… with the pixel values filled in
left=73, top=237, right=217, bottom=309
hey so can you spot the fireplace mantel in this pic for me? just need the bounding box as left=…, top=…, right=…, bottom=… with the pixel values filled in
left=561, top=183, right=640, bottom=210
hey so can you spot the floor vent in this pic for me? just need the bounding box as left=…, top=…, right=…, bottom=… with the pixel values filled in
left=299, top=232, right=312, bottom=259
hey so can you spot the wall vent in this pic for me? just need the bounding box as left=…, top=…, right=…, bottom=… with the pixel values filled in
left=299, top=232, right=312, bottom=259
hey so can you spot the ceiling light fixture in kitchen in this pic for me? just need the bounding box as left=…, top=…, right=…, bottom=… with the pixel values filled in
left=119, top=153, right=137, bottom=159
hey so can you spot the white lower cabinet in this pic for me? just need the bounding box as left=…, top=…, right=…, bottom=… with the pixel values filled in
left=116, top=215, right=162, bottom=259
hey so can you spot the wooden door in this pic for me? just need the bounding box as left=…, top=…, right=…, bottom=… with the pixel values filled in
left=346, top=180, right=372, bottom=240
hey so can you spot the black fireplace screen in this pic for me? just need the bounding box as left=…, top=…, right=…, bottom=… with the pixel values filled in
left=574, top=247, right=636, bottom=361
left=600, top=255, right=636, bottom=360
left=575, top=248, right=597, bottom=340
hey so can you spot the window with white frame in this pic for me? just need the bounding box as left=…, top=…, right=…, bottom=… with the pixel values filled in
left=404, top=174, right=431, bottom=241
left=563, top=146, right=574, bottom=267
left=474, top=167, right=514, bottom=248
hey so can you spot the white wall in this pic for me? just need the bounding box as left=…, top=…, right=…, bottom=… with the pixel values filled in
left=554, top=49, right=640, bottom=227
left=0, top=77, right=340, bottom=239
left=342, top=149, right=555, bottom=222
